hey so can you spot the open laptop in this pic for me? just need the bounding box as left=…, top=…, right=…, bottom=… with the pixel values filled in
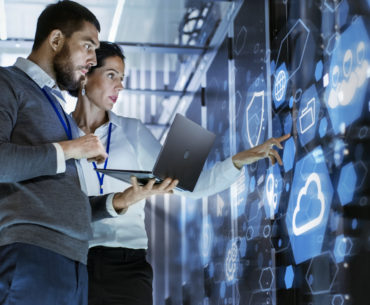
left=95, top=113, right=216, bottom=192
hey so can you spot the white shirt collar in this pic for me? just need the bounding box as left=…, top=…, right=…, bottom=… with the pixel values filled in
left=14, top=57, right=56, bottom=89
left=107, top=111, right=122, bottom=127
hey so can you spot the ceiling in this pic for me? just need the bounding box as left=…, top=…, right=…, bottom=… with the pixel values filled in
left=0, top=0, right=241, bottom=139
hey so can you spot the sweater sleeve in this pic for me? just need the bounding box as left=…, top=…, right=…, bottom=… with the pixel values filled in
left=0, top=70, right=58, bottom=183
left=89, top=194, right=114, bottom=221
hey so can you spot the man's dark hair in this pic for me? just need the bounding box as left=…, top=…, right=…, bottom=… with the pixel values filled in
left=88, top=41, right=125, bottom=74
left=32, top=0, right=100, bottom=51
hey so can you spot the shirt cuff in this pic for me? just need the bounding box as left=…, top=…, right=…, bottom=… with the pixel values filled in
left=106, top=193, right=127, bottom=216
left=223, top=156, right=243, bottom=178
left=52, top=143, right=66, bottom=174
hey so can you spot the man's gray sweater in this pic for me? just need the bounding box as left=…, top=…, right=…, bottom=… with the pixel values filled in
left=0, top=65, right=111, bottom=264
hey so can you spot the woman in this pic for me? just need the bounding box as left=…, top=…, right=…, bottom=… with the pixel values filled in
left=71, top=41, right=289, bottom=305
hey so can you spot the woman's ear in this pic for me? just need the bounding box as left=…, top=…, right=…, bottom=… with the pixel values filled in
left=48, top=29, right=65, bottom=52
left=81, top=77, right=88, bottom=96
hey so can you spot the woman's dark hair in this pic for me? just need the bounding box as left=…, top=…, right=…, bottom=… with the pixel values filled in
left=33, top=0, right=100, bottom=51
left=87, top=41, right=125, bottom=75
left=68, top=41, right=125, bottom=97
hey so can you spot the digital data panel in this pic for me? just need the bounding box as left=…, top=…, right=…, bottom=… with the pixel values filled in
left=148, top=1, right=370, bottom=304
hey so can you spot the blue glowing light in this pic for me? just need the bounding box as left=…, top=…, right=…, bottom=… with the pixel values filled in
left=324, top=17, right=370, bottom=134
left=334, top=234, right=353, bottom=263
left=315, top=60, right=323, bottom=81
left=284, top=113, right=293, bottom=135
left=273, top=63, right=289, bottom=109
left=283, top=137, right=295, bottom=173
left=284, top=265, right=294, bottom=289
left=286, top=146, right=334, bottom=263
left=242, top=75, right=267, bottom=149
left=225, top=239, right=240, bottom=284
left=337, top=162, right=357, bottom=206
left=263, top=163, right=283, bottom=219
left=319, top=117, right=328, bottom=138
left=297, top=85, right=321, bottom=147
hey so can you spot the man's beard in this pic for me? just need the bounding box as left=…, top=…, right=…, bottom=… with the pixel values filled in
left=53, top=43, right=83, bottom=91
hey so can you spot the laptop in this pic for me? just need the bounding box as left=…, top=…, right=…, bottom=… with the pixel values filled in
left=95, top=113, right=216, bottom=192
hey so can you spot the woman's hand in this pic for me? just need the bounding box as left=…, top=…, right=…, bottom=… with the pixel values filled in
left=232, top=134, right=291, bottom=169
left=112, top=176, right=179, bottom=213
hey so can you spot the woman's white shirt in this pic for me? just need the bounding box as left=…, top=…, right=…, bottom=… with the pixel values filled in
left=74, top=111, right=241, bottom=249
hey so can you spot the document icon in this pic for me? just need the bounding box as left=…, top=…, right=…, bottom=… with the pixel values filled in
left=299, top=98, right=316, bottom=134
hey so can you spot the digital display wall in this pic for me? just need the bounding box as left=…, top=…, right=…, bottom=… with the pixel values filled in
left=147, top=1, right=370, bottom=304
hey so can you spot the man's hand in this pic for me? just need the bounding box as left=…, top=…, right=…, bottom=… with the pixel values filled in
left=112, top=176, right=179, bottom=213
left=232, top=134, right=291, bottom=169
left=58, top=134, right=108, bottom=164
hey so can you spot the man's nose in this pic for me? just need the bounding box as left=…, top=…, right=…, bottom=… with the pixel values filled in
left=87, top=52, right=97, bottom=67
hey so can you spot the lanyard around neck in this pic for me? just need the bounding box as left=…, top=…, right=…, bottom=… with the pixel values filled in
left=93, top=122, right=113, bottom=194
left=41, top=87, right=72, bottom=140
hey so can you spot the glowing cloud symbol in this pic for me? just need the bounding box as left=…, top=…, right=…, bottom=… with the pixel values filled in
left=292, top=173, right=325, bottom=236
left=327, top=41, right=369, bottom=109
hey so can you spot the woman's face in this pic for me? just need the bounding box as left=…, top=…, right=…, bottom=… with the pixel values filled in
left=85, top=55, right=125, bottom=111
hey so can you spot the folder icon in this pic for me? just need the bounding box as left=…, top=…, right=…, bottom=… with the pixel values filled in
left=299, top=98, right=315, bottom=134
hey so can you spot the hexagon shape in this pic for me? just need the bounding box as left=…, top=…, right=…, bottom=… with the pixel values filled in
left=263, top=225, right=271, bottom=238
left=284, top=265, right=294, bottom=289
left=324, top=17, right=370, bottom=134
left=334, top=139, right=345, bottom=167
left=354, top=161, right=368, bottom=190
left=283, top=137, right=295, bottom=173
left=324, top=0, right=343, bottom=12
left=263, top=163, right=283, bottom=219
left=305, top=252, right=338, bottom=295
left=242, top=75, right=267, bottom=149
left=224, top=239, right=239, bottom=284
left=319, top=117, right=328, bottom=138
left=297, top=85, right=321, bottom=147
left=235, top=26, right=248, bottom=56
left=334, top=234, right=353, bottom=263
left=332, top=294, right=344, bottom=305
left=284, top=113, right=293, bottom=134
left=325, top=33, right=340, bottom=55
left=275, top=19, right=310, bottom=81
left=270, top=219, right=291, bottom=253
left=337, top=162, right=357, bottom=205
left=246, top=226, right=254, bottom=241
left=273, top=63, right=289, bottom=108
left=259, top=267, right=274, bottom=291
left=286, top=146, right=334, bottom=263
left=315, top=60, right=323, bottom=81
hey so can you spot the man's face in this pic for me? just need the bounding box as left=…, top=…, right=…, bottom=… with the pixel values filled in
left=54, top=21, right=99, bottom=91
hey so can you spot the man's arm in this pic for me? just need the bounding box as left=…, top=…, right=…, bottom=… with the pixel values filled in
left=0, top=73, right=107, bottom=183
left=0, top=73, right=59, bottom=182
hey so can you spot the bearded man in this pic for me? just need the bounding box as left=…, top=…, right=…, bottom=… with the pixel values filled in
left=0, top=2, right=129, bottom=304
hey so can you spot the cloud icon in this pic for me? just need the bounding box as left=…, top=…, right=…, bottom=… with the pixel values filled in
left=292, top=173, right=325, bottom=236
left=327, top=42, right=369, bottom=109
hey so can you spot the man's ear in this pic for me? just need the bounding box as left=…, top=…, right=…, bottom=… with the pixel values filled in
left=48, top=29, right=65, bottom=52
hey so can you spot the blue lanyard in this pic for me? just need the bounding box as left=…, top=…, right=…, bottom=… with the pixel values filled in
left=41, top=87, right=72, bottom=140
left=93, top=122, right=113, bottom=194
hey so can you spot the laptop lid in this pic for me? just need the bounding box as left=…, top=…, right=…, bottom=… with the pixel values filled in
left=96, top=114, right=216, bottom=192
left=152, top=113, right=216, bottom=191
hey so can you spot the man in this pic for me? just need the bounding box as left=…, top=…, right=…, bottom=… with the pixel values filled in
left=0, top=2, right=144, bottom=304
